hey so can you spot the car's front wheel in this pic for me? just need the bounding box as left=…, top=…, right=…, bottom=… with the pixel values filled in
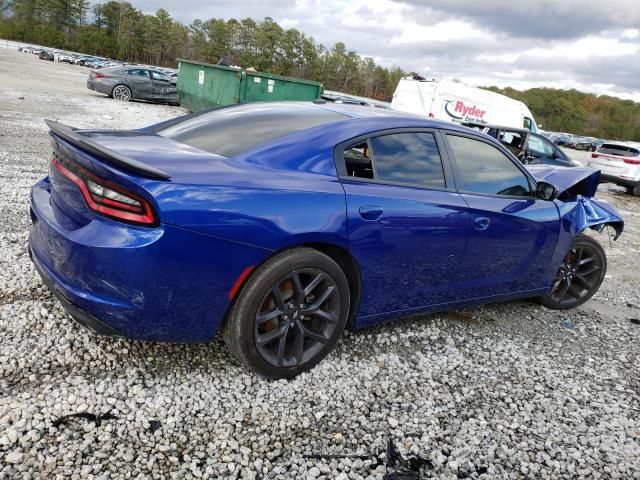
left=223, top=248, right=350, bottom=379
left=112, top=85, right=132, bottom=101
left=625, top=185, right=640, bottom=196
left=540, top=235, right=606, bottom=310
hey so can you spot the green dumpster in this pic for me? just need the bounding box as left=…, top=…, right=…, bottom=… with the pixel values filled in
left=177, top=59, right=323, bottom=111
left=176, top=60, right=243, bottom=111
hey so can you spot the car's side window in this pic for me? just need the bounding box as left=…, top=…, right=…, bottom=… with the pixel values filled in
left=127, top=69, right=148, bottom=77
left=528, top=134, right=554, bottom=156
left=151, top=71, right=171, bottom=83
left=369, top=133, right=446, bottom=188
left=447, top=135, right=532, bottom=197
left=344, top=141, right=374, bottom=179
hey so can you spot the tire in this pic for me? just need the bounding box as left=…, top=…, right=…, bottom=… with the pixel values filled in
left=626, top=185, right=640, bottom=196
left=540, top=235, right=606, bottom=310
left=223, top=248, right=350, bottom=379
left=112, top=85, right=132, bottom=101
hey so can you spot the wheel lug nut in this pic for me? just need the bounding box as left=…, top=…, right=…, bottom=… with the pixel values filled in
left=299, top=304, right=304, bottom=308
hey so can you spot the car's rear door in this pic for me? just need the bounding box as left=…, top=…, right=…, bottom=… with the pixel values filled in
left=337, top=129, right=469, bottom=324
left=442, top=132, right=560, bottom=301
left=125, top=69, right=153, bottom=99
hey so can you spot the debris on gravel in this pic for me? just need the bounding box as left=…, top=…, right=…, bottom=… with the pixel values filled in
left=1, top=48, right=639, bottom=479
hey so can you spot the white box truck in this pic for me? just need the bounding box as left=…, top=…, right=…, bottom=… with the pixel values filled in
left=392, top=77, right=539, bottom=132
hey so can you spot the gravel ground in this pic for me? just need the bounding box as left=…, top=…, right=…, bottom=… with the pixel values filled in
left=1, top=48, right=639, bottom=479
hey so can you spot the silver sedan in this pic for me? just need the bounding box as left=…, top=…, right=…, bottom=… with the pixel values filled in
left=87, top=67, right=178, bottom=105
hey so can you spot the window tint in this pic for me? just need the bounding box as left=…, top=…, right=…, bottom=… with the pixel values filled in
left=344, top=141, right=373, bottom=179
left=127, top=69, right=148, bottom=77
left=447, top=135, right=531, bottom=196
left=370, top=133, right=445, bottom=188
left=528, top=134, right=554, bottom=156
left=158, top=103, right=347, bottom=157
left=151, top=71, right=171, bottom=82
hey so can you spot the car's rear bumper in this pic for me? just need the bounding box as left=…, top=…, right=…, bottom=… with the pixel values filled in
left=86, top=79, right=111, bottom=95
left=600, top=173, right=640, bottom=187
left=29, top=176, right=270, bottom=342
left=29, top=245, right=121, bottom=337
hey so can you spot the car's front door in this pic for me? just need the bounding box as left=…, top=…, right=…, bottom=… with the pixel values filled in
left=338, top=130, right=469, bottom=324
left=126, top=69, right=153, bottom=100
left=150, top=71, right=177, bottom=101
left=443, top=133, right=561, bottom=301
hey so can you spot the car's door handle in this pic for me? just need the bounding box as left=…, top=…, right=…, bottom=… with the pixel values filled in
left=474, top=217, right=491, bottom=230
left=359, top=205, right=384, bottom=220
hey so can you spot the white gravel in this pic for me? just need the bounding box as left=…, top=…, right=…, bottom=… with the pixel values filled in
left=1, top=48, right=640, bottom=479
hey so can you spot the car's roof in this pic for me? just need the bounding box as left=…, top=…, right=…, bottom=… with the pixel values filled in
left=601, top=141, right=640, bottom=148
left=296, top=102, right=477, bottom=135
left=464, top=122, right=530, bottom=134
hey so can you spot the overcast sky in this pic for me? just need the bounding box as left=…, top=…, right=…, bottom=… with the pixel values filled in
left=132, top=0, right=640, bottom=101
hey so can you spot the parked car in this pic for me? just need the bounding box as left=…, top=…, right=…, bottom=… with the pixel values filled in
left=464, top=123, right=581, bottom=167
left=587, top=142, right=640, bottom=196
left=38, top=50, right=54, bottom=61
left=29, top=103, right=623, bottom=378
left=553, top=134, right=572, bottom=146
left=77, top=56, right=99, bottom=66
left=572, top=137, right=603, bottom=152
left=59, top=53, right=77, bottom=64
left=87, top=67, right=178, bottom=104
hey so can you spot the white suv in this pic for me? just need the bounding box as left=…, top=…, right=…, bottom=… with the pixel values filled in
left=588, top=142, right=640, bottom=196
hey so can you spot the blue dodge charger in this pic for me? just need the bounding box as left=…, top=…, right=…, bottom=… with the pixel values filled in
left=29, top=102, right=624, bottom=378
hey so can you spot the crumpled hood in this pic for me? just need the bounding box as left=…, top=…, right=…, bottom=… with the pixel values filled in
left=525, top=165, right=600, bottom=198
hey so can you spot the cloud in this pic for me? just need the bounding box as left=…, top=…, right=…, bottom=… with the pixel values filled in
left=109, top=0, right=640, bottom=101
left=397, top=0, right=640, bottom=40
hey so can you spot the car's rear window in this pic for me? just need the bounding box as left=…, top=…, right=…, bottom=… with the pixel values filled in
left=598, top=144, right=639, bottom=157
left=157, top=103, right=347, bottom=157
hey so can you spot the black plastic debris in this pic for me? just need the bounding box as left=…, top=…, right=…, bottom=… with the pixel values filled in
left=148, top=419, right=162, bottom=433
left=630, top=318, right=640, bottom=325
left=384, top=438, right=433, bottom=480
left=53, top=412, right=118, bottom=428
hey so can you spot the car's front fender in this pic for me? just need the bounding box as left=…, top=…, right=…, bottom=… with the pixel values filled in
left=556, top=196, right=624, bottom=240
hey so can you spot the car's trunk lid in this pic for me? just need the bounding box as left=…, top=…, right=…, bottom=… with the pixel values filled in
left=46, top=121, right=229, bottom=228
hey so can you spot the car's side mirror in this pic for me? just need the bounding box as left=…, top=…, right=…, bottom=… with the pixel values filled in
left=536, top=181, right=558, bottom=201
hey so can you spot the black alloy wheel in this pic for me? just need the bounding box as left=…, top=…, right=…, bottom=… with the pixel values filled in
left=224, top=248, right=350, bottom=379
left=540, top=235, right=607, bottom=310
left=254, top=268, right=340, bottom=367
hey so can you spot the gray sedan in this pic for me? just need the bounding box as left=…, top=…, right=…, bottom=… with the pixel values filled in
left=87, top=67, right=178, bottom=104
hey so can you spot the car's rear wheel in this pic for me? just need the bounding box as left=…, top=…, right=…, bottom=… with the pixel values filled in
left=112, top=85, right=132, bottom=101
left=223, top=248, right=350, bottom=379
left=540, top=235, right=606, bottom=310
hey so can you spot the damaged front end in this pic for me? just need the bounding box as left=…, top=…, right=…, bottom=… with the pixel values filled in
left=526, top=165, right=624, bottom=240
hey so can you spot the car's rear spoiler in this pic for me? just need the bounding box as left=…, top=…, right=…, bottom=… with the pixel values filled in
left=45, top=119, right=171, bottom=180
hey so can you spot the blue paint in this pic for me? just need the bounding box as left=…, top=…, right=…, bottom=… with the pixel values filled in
left=28, top=103, right=625, bottom=342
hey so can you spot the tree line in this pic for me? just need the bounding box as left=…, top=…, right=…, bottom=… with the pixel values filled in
left=1, top=1, right=638, bottom=139
left=0, top=1, right=405, bottom=101
left=485, top=86, right=640, bottom=141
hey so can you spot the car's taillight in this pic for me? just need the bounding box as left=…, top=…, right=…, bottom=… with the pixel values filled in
left=591, top=153, right=598, bottom=158
left=623, top=158, right=640, bottom=165
left=51, top=158, right=156, bottom=226
left=94, top=72, right=105, bottom=78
